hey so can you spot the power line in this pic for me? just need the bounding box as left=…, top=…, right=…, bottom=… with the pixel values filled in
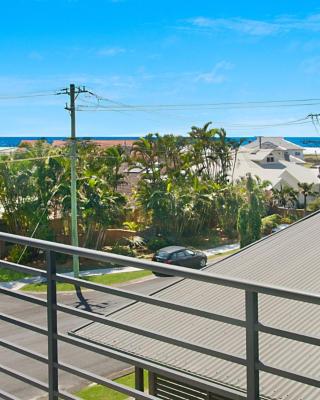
left=307, top=113, right=320, bottom=134
left=79, top=92, right=320, bottom=110
left=0, top=90, right=63, bottom=100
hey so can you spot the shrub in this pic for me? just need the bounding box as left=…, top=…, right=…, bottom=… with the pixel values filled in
left=126, top=236, right=146, bottom=250
left=147, top=237, right=171, bottom=252
left=261, top=214, right=282, bottom=235
left=280, top=216, right=294, bottom=224
left=307, top=197, right=320, bottom=212
left=109, top=242, right=136, bottom=257
left=7, top=244, right=33, bottom=264
left=123, top=221, right=139, bottom=231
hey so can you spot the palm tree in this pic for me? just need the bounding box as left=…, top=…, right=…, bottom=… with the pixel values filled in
left=298, top=182, right=316, bottom=211
left=272, top=185, right=298, bottom=208
left=188, top=123, right=232, bottom=182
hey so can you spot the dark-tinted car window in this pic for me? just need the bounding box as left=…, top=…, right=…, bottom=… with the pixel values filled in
left=156, top=251, right=169, bottom=259
left=184, top=249, right=195, bottom=256
left=176, top=251, right=186, bottom=259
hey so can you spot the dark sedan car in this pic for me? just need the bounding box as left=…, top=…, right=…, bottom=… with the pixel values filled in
left=152, top=246, right=207, bottom=275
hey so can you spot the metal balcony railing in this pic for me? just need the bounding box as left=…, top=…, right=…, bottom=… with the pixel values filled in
left=0, top=231, right=319, bottom=399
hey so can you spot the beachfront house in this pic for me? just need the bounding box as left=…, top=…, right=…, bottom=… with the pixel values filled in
left=231, top=147, right=319, bottom=205
left=243, top=136, right=304, bottom=160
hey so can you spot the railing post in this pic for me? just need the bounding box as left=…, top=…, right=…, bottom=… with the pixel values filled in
left=135, top=366, right=144, bottom=396
left=245, top=290, right=259, bottom=400
left=148, top=372, right=156, bottom=396
left=47, top=250, right=59, bottom=400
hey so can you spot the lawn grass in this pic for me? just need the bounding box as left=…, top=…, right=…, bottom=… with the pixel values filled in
left=0, top=268, right=29, bottom=282
left=76, top=371, right=148, bottom=400
left=21, top=269, right=152, bottom=292
left=207, top=248, right=239, bottom=260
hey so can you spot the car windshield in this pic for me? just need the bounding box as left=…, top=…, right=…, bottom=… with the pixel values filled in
left=156, top=251, right=169, bottom=259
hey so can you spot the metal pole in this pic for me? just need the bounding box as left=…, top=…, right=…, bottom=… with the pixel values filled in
left=245, top=291, right=260, bottom=399
left=135, top=367, right=144, bottom=396
left=69, top=84, right=80, bottom=278
left=148, top=372, right=156, bottom=396
left=47, top=250, right=59, bottom=400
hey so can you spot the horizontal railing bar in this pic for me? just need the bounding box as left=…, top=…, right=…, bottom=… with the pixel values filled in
left=0, top=313, right=48, bottom=336
left=57, top=304, right=246, bottom=366
left=259, top=362, right=320, bottom=388
left=59, top=333, right=246, bottom=399
left=0, top=287, right=47, bottom=307
left=0, top=364, right=48, bottom=392
left=57, top=361, right=160, bottom=400
left=0, top=340, right=96, bottom=400
left=258, top=323, right=320, bottom=347
left=0, top=260, right=46, bottom=277
left=0, top=339, right=48, bottom=364
left=1, top=232, right=320, bottom=305
left=56, top=274, right=246, bottom=328
left=0, top=390, right=20, bottom=400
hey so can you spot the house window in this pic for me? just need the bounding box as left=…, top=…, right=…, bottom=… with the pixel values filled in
left=295, top=152, right=300, bottom=156
left=266, top=156, right=274, bottom=163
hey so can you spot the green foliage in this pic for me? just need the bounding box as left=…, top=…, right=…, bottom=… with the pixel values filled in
left=272, top=185, right=298, bottom=208
left=7, top=245, right=33, bottom=264
left=261, top=214, right=282, bottom=235
left=125, top=235, right=146, bottom=249
left=110, top=242, right=136, bottom=257
left=131, top=124, right=238, bottom=239
left=0, top=126, right=276, bottom=255
left=237, top=206, right=250, bottom=248
left=307, top=196, right=320, bottom=212
left=298, top=182, right=317, bottom=211
left=123, top=221, right=139, bottom=231
left=147, top=237, right=172, bottom=252
left=0, top=140, right=128, bottom=251
left=280, top=215, right=295, bottom=224
left=216, top=186, right=240, bottom=238
left=0, top=267, right=29, bottom=282
left=237, top=174, right=265, bottom=247
left=22, top=270, right=152, bottom=292
left=76, top=371, right=149, bottom=400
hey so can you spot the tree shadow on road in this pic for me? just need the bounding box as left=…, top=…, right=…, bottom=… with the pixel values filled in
left=74, top=285, right=93, bottom=312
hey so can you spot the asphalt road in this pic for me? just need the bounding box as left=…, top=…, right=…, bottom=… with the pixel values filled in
left=0, top=274, right=180, bottom=399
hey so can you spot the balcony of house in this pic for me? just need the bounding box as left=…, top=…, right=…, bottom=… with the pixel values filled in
left=0, top=211, right=320, bottom=400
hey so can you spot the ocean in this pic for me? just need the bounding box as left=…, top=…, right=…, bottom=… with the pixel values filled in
left=0, top=136, right=320, bottom=148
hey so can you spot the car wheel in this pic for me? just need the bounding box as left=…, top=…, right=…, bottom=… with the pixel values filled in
left=200, top=258, right=206, bottom=268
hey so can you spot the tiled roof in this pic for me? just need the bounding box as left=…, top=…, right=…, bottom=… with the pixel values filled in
left=244, top=137, right=303, bottom=151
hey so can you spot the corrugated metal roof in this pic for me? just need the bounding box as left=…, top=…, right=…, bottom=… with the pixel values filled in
left=73, top=212, right=320, bottom=400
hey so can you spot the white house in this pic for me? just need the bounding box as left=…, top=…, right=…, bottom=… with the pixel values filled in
left=243, top=136, right=304, bottom=160
left=231, top=147, right=319, bottom=205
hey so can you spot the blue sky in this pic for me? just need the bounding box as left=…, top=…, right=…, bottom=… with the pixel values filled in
left=2, top=0, right=320, bottom=137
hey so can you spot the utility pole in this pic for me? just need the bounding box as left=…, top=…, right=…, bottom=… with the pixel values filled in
left=62, top=84, right=88, bottom=277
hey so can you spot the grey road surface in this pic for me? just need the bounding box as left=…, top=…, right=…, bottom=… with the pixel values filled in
left=0, top=275, right=180, bottom=399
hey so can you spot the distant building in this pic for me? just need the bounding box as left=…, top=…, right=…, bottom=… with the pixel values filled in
left=51, top=139, right=135, bottom=149
left=19, top=139, right=41, bottom=146
left=231, top=147, right=319, bottom=205
left=243, top=136, right=304, bottom=160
